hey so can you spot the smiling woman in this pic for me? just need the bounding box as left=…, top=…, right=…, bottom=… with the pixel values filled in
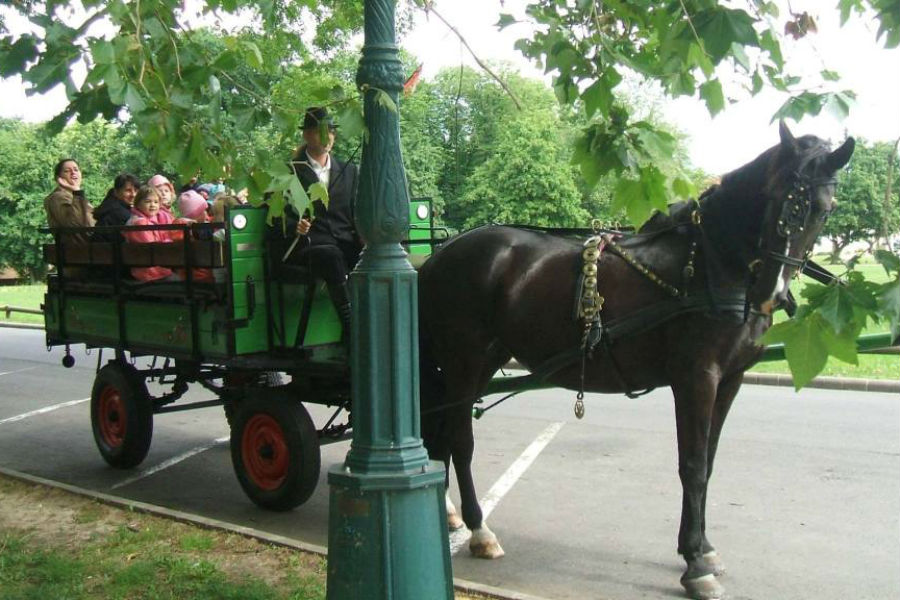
left=43, top=158, right=93, bottom=245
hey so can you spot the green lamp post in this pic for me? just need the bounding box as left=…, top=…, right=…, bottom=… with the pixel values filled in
left=325, top=1, right=454, bottom=598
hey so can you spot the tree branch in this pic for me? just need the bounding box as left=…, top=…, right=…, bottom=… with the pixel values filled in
left=421, top=3, right=522, bottom=110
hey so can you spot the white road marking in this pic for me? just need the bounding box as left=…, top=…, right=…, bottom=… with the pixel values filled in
left=449, top=421, right=565, bottom=555
left=0, top=398, right=89, bottom=426
left=0, top=366, right=39, bottom=377
left=110, top=436, right=230, bottom=490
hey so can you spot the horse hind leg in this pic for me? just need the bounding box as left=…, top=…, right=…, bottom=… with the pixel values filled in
left=445, top=492, right=464, bottom=531
left=447, top=407, right=505, bottom=558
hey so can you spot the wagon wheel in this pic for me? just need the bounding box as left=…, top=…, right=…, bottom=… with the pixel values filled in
left=230, top=391, right=320, bottom=511
left=90, top=362, right=153, bottom=469
left=222, top=371, right=285, bottom=427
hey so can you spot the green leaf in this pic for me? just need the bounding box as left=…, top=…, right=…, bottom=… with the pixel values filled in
left=124, top=83, right=147, bottom=113
left=336, top=101, right=366, bottom=141
left=874, top=250, right=900, bottom=275
left=90, top=39, right=115, bottom=65
left=751, top=70, right=764, bottom=94
left=782, top=314, right=830, bottom=390
left=826, top=91, right=855, bottom=119
left=671, top=176, right=694, bottom=199
left=308, top=181, right=329, bottom=208
left=699, top=79, right=725, bottom=116
left=759, top=30, right=784, bottom=70
left=241, top=40, right=264, bottom=70
left=496, top=13, right=516, bottom=30
left=821, top=325, right=859, bottom=365
left=582, top=79, right=614, bottom=119
left=374, top=88, right=397, bottom=113
left=730, top=42, right=751, bottom=72
left=815, top=285, right=856, bottom=333
left=0, top=35, right=40, bottom=77
left=285, top=176, right=310, bottom=218
left=692, top=7, right=760, bottom=62
left=876, top=277, right=900, bottom=340
left=820, top=69, right=841, bottom=82
left=170, top=86, right=193, bottom=109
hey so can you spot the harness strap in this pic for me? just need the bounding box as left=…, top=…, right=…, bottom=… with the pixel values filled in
left=801, top=258, right=841, bottom=286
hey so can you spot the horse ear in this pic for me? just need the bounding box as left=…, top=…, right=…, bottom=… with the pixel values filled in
left=778, top=120, right=797, bottom=151
left=826, top=137, right=855, bottom=172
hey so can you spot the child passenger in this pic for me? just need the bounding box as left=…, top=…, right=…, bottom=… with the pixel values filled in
left=148, top=174, right=176, bottom=224
left=124, top=185, right=181, bottom=282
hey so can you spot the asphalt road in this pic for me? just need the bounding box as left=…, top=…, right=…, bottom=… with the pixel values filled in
left=1, top=327, right=898, bottom=600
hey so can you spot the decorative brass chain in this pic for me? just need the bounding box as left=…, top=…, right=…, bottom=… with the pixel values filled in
left=575, top=235, right=607, bottom=419
left=604, top=209, right=702, bottom=299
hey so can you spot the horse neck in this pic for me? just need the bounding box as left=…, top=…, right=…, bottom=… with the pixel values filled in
left=699, top=183, right=768, bottom=281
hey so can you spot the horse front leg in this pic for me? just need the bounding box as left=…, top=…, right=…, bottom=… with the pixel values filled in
left=697, top=373, right=743, bottom=578
left=673, top=377, right=725, bottom=600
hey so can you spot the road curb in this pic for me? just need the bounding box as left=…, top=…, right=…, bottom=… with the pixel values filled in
left=504, top=361, right=899, bottom=394
left=742, top=372, right=900, bottom=393
left=0, top=322, right=43, bottom=330
left=0, top=466, right=553, bottom=600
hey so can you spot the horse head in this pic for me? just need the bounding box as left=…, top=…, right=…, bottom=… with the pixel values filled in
left=745, top=121, right=855, bottom=313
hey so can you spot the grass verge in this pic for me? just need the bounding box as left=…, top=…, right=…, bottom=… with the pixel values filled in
left=0, top=474, right=486, bottom=600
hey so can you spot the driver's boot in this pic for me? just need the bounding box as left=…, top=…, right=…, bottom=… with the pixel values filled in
left=326, top=281, right=352, bottom=348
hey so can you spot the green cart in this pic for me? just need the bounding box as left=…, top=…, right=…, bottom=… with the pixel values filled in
left=42, top=199, right=441, bottom=511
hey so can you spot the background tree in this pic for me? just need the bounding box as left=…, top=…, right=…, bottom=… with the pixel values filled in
left=456, top=112, right=586, bottom=229
left=0, top=118, right=152, bottom=279
left=824, top=139, right=900, bottom=260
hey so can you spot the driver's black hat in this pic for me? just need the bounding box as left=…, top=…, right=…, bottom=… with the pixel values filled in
left=302, top=107, right=335, bottom=131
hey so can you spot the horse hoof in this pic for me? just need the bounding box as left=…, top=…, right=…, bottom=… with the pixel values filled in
left=447, top=513, right=465, bottom=531
left=469, top=526, right=505, bottom=559
left=470, top=539, right=505, bottom=559
left=703, top=551, right=726, bottom=576
left=681, top=573, right=724, bottom=600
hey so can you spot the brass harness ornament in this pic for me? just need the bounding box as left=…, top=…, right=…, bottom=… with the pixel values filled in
left=574, top=234, right=607, bottom=418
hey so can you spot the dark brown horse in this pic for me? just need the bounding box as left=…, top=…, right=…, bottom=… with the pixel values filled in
left=417, top=122, right=854, bottom=600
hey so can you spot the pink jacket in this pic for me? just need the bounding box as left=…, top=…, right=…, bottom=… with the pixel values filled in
left=124, top=209, right=177, bottom=281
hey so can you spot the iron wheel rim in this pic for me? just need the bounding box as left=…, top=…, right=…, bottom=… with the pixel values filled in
left=98, top=384, right=126, bottom=448
left=242, top=414, right=289, bottom=491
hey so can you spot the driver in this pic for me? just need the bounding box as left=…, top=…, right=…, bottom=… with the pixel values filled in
left=269, top=107, right=360, bottom=344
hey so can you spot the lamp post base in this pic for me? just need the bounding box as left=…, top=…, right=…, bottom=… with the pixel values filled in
left=326, top=461, right=454, bottom=600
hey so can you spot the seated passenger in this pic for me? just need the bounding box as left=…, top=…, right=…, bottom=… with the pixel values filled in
left=173, top=190, right=215, bottom=282
left=148, top=174, right=176, bottom=224
left=93, top=173, right=140, bottom=242
left=44, top=158, right=94, bottom=245
left=124, top=185, right=181, bottom=282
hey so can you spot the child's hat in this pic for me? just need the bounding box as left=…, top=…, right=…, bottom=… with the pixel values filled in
left=178, top=190, right=207, bottom=220
left=148, top=174, right=174, bottom=191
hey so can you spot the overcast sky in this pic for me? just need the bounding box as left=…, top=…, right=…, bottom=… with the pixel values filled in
left=1, top=0, right=897, bottom=174
left=400, top=0, right=900, bottom=174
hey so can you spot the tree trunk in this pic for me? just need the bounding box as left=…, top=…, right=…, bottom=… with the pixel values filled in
left=880, top=137, right=899, bottom=249
left=829, top=236, right=846, bottom=263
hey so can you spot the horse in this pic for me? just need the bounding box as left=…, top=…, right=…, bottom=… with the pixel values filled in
left=416, top=122, right=855, bottom=600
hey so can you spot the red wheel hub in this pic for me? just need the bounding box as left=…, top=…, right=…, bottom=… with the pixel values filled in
left=242, top=414, right=289, bottom=491
left=98, top=385, right=126, bottom=447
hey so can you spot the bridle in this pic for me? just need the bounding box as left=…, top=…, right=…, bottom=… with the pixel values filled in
left=748, top=158, right=840, bottom=313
